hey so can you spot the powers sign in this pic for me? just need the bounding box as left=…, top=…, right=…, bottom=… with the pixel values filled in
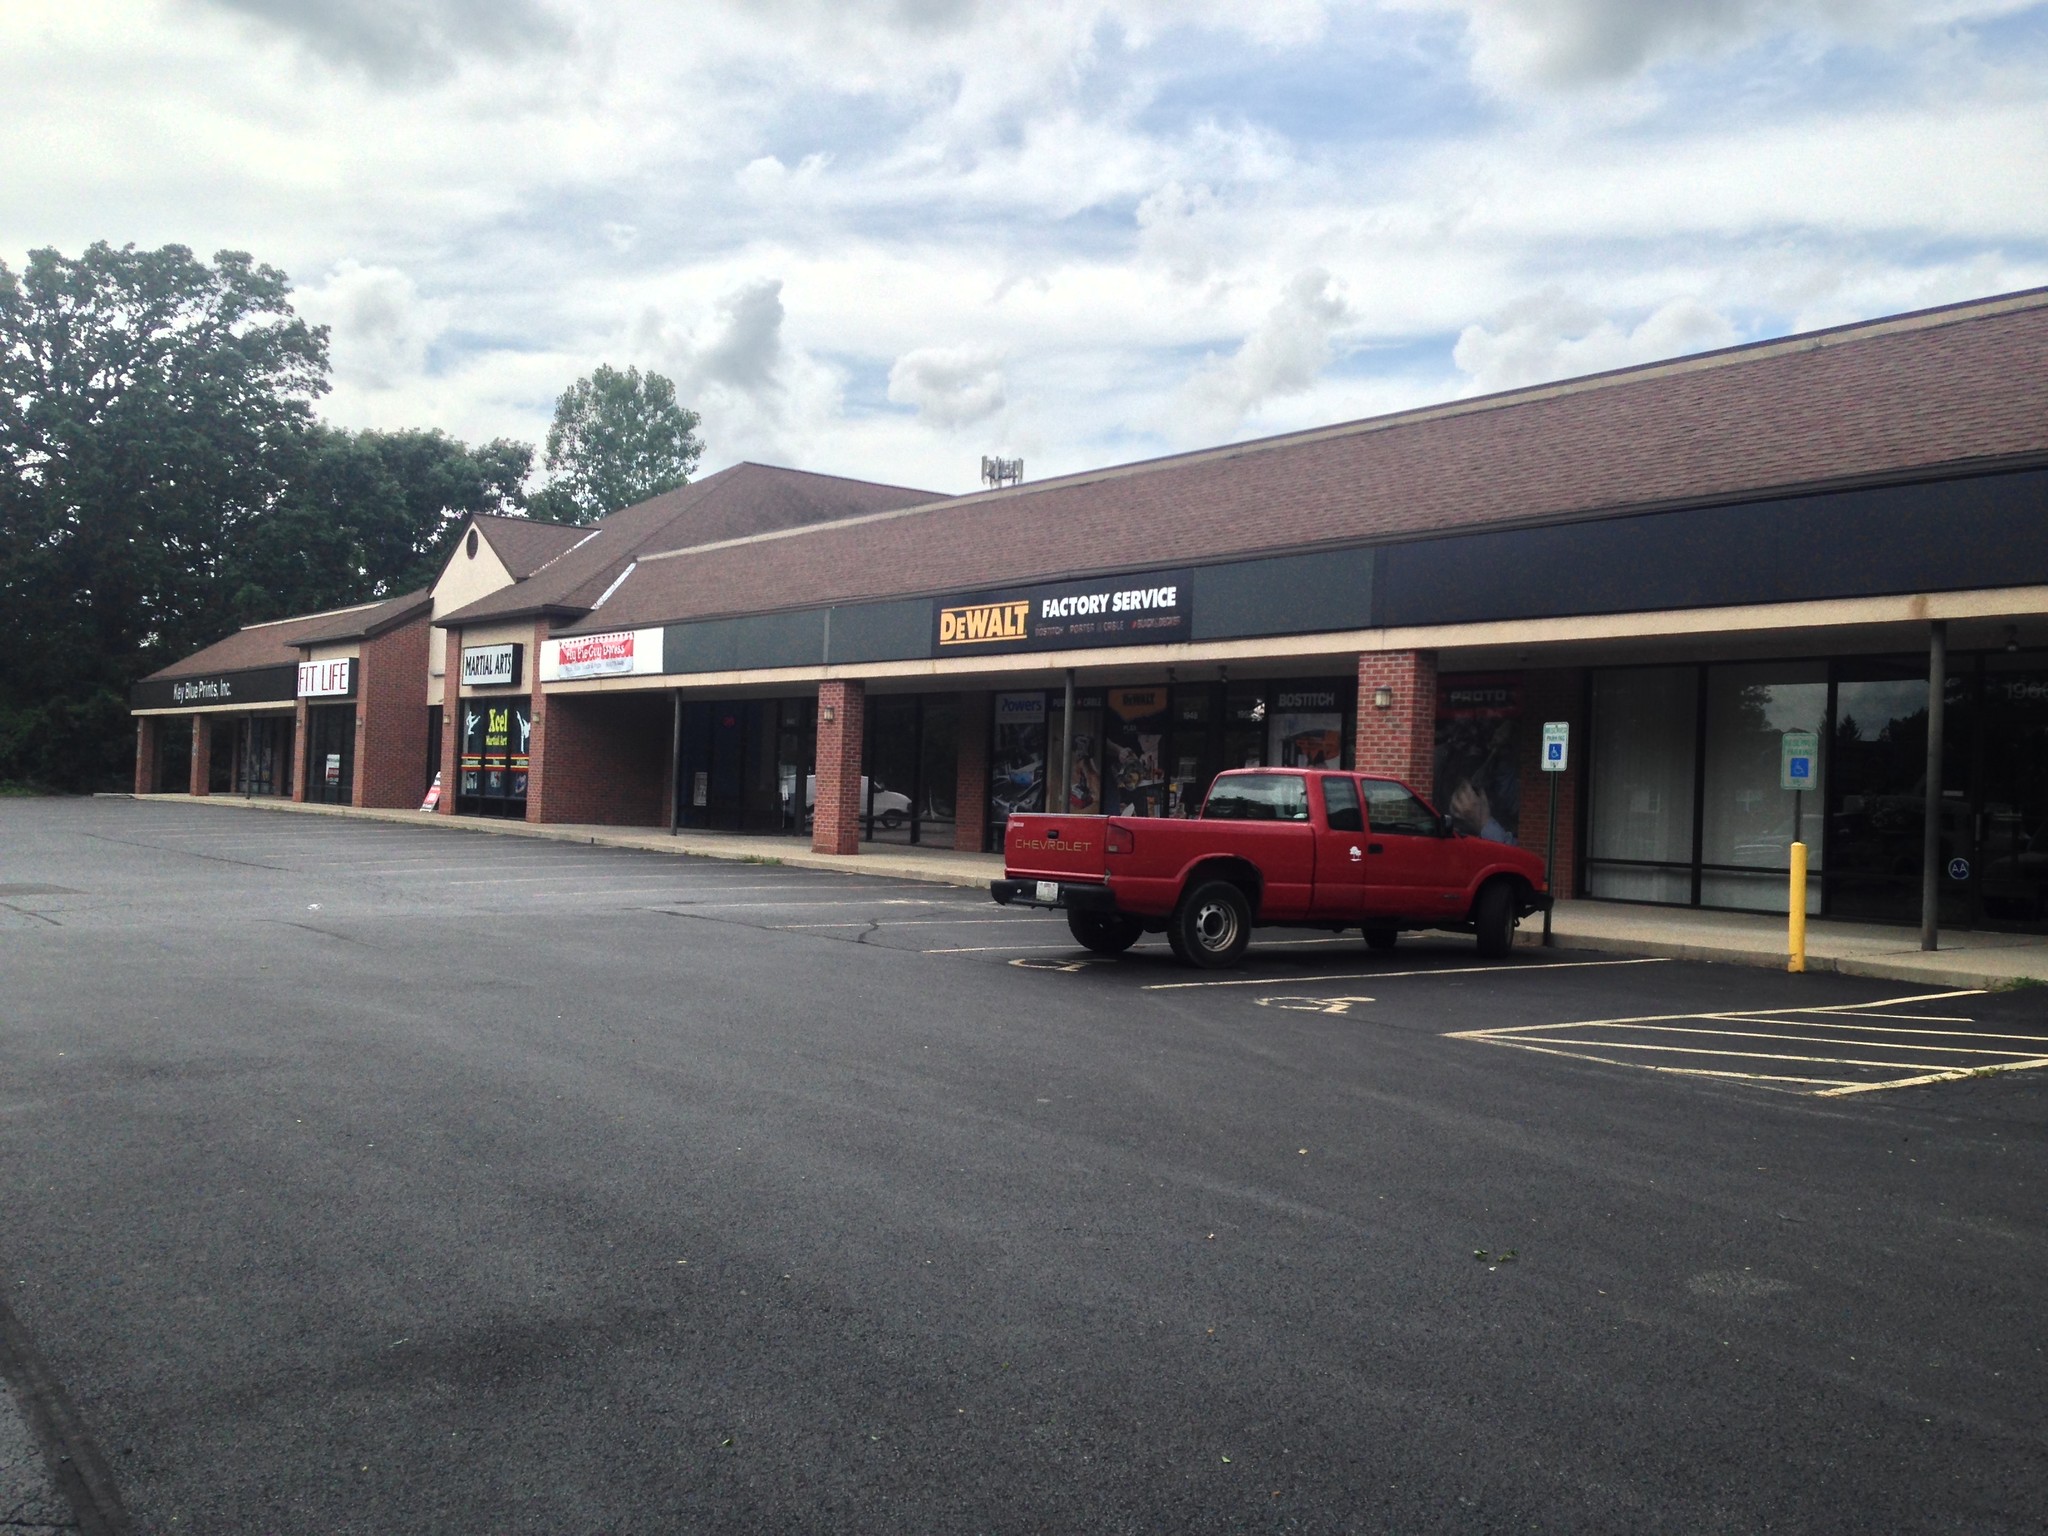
left=933, top=570, right=1193, bottom=656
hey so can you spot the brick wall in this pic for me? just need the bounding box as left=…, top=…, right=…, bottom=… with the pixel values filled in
left=354, top=616, right=432, bottom=809
left=813, top=680, right=865, bottom=855
left=953, top=691, right=989, bottom=853
left=528, top=689, right=671, bottom=826
left=132, top=718, right=157, bottom=795
left=187, top=714, right=212, bottom=796
left=1516, top=668, right=1585, bottom=898
left=436, top=630, right=461, bottom=814
left=1354, top=651, right=1437, bottom=787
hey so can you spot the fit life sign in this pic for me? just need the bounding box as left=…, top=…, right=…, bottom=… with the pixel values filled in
left=460, top=643, right=522, bottom=688
left=297, top=658, right=356, bottom=699
left=1779, top=730, right=1820, bottom=792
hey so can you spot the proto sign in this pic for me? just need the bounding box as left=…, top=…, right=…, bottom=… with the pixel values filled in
left=297, top=658, right=355, bottom=698
left=1541, top=721, right=1570, bottom=773
left=1779, top=730, right=1819, bottom=792
left=460, top=643, right=521, bottom=688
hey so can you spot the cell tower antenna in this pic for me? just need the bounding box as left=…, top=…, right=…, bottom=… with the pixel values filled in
left=981, top=455, right=1024, bottom=489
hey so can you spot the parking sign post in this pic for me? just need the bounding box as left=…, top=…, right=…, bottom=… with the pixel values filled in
left=1779, top=730, right=1819, bottom=973
left=1540, top=723, right=1568, bottom=947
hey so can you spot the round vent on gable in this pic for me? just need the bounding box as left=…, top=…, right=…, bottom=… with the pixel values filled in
left=466, top=528, right=479, bottom=559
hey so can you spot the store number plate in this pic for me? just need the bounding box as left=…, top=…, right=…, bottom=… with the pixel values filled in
left=1036, top=880, right=1060, bottom=903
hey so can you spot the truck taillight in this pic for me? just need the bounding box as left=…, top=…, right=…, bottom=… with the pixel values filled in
left=1106, top=822, right=1135, bottom=855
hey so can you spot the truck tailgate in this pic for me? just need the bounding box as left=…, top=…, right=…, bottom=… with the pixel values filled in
left=1003, top=814, right=1110, bottom=883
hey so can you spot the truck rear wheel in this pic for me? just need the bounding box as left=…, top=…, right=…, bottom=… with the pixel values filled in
left=1067, top=910, right=1144, bottom=955
left=1474, top=881, right=1516, bottom=959
left=1173, top=880, right=1251, bottom=969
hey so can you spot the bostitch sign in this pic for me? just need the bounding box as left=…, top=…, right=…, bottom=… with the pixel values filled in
left=932, top=570, right=1193, bottom=656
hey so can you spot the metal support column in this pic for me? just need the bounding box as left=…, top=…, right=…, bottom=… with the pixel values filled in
left=668, top=690, right=682, bottom=835
left=1920, top=620, right=1947, bottom=951
left=1060, top=671, right=1076, bottom=814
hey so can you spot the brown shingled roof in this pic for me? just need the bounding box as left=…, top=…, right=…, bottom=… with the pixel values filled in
left=437, top=462, right=943, bottom=628
left=144, top=603, right=378, bottom=680
left=565, top=287, right=2048, bottom=634
left=291, top=588, right=433, bottom=646
left=473, top=514, right=587, bottom=580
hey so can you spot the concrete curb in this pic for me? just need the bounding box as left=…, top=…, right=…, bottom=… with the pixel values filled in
left=1517, top=928, right=2044, bottom=993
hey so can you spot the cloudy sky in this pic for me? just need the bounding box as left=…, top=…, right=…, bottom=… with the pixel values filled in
left=6, top=0, right=2046, bottom=495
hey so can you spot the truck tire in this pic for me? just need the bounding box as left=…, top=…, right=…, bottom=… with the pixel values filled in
left=1363, top=926, right=1398, bottom=951
left=1067, top=909, right=1143, bottom=955
left=1473, top=880, right=1516, bottom=959
left=1173, top=880, right=1251, bottom=969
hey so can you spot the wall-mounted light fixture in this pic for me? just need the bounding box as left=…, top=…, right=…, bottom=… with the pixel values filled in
left=2007, top=624, right=2022, bottom=653
left=821, top=704, right=836, bottom=723
left=1372, top=686, right=1395, bottom=710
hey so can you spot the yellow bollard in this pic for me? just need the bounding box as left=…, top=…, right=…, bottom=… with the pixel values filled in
left=1788, top=841, right=1808, bottom=974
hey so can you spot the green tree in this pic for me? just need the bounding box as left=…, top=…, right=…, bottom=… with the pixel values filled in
left=0, top=242, right=329, bottom=789
left=538, top=364, right=702, bottom=523
left=0, top=241, right=539, bottom=790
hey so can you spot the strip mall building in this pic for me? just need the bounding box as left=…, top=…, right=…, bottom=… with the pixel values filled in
left=134, top=290, right=2048, bottom=934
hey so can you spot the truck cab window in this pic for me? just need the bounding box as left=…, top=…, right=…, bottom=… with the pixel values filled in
left=1320, top=776, right=1363, bottom=832
left=1203, top=773, right=1310, bottom=822
left=1361, top=778, right=1441, bottom=836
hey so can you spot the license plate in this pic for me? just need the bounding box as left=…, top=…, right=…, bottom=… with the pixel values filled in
left=1035, top=880, right=1060, bottom=904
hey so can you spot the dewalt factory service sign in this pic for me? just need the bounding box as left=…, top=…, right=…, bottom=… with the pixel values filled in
left=932, top=569, right=1193, bottom=656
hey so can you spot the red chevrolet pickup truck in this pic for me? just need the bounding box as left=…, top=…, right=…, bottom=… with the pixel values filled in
left=991, top=768, right=1551, bottom=968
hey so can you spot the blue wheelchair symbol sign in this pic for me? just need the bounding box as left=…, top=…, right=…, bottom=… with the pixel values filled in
left=1787, top=758, right=1811, bottom=781
left=1546, top=743, right=1564, bottom=762
left=1948, top=857, right=1970, bottom=882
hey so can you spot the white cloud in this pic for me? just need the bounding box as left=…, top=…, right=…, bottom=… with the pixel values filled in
left=1452, top=291, right=1740, bottom=393
left=1177, top=269, right=1352, bottom=439
left=297, top=259, right=440, bottom=392
left=193, top=0, right=572, bottom=86
left=887, top=346, right=1007, bottom=427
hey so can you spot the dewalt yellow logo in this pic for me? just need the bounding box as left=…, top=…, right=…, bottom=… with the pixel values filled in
left=938, top=600, right=1030, bottom=646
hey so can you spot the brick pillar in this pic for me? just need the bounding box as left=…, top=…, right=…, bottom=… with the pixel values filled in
left=521, top=620, right=548, bottom=823
left=812, top=680, right=865, bottom=855
left=133, top=717, right=157, bottom=795
left=437, top=630, right=461, bottom=814
left=291, top=697, right=310, bottom=802
left=1518, top=667, right=1585, bottom=898
left=953, top=691, right=990, bottom=853
left=1355, top=651, right=1437, bottom=787
left=188, top=714, right=212, bottom=796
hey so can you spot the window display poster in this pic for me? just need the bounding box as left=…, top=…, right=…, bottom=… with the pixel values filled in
left=1434, top=676, right=1520, bottom=844
left=1106, top=687, right=1170, bottom=816
left=508, top=700, right=533, bottom=800
left=1267, top=712, right=1342, bottom=769
left=1066, top=708, right=1103, bottom=814
left=989, top=692, right=1047, bottom=832
left=482, top=703, right=512, bottom=798
left=459, top=703, right=484, bottom=796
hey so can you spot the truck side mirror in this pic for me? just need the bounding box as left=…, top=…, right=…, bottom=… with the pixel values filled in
left=1441, top=813, right=1458, bottom=838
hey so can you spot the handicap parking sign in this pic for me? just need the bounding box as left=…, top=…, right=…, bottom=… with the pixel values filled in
left=1779, top=730, right=1819, bottom=792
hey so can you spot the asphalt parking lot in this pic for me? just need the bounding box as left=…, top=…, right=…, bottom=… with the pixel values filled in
left=2, top=798, right=2046, bottom=1533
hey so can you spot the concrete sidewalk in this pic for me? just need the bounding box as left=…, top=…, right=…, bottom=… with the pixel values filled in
left=114, top=794, right=2048, bottom=993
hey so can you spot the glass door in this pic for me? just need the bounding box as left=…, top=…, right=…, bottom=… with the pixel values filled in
left=1974, top=659, right=2048, bottom=928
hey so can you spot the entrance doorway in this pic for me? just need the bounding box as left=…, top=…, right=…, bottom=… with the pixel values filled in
left=305, top=704, right=355, bottom=805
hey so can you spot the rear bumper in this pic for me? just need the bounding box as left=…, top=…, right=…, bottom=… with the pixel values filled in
left=1519, top=891, right=1555, bottom=919
left=990, top=879, right=1119, bottom=914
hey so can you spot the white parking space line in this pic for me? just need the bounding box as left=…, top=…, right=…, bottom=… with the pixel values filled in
left=781, top=916, right=1062, bottom=928
left=1444, top=990, right=2048, bottom=1096
left=1144, top=957, right=1670, bottom=990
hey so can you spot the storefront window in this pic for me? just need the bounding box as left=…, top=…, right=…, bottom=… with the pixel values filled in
left=458, top=696, right=527, bottom=817
left=918, top=695, right=959, bottom=845
left=1434, top=675, right=1521, bottom=844
left=989, top=691, right=1049, bottom=838
left=1587, top=667, right=1697, bottom=904
left=1105, top=686, right=1171, bottom=816
left=1700, top=663, right=1825, bottom=914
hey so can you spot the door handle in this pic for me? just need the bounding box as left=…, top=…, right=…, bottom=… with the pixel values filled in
left=1367, top=843, right=1384, bottom=854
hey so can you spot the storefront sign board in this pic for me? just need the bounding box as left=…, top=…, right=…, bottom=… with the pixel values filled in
left=542, top=628, right=666, bottom=681
left=461, top=643, right=522, bottom=687
left=131, top=664, right=299, bottom=711
left=298, top=658, right=356, bottom=698
left=933, top=570, right=1193, bottom=655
